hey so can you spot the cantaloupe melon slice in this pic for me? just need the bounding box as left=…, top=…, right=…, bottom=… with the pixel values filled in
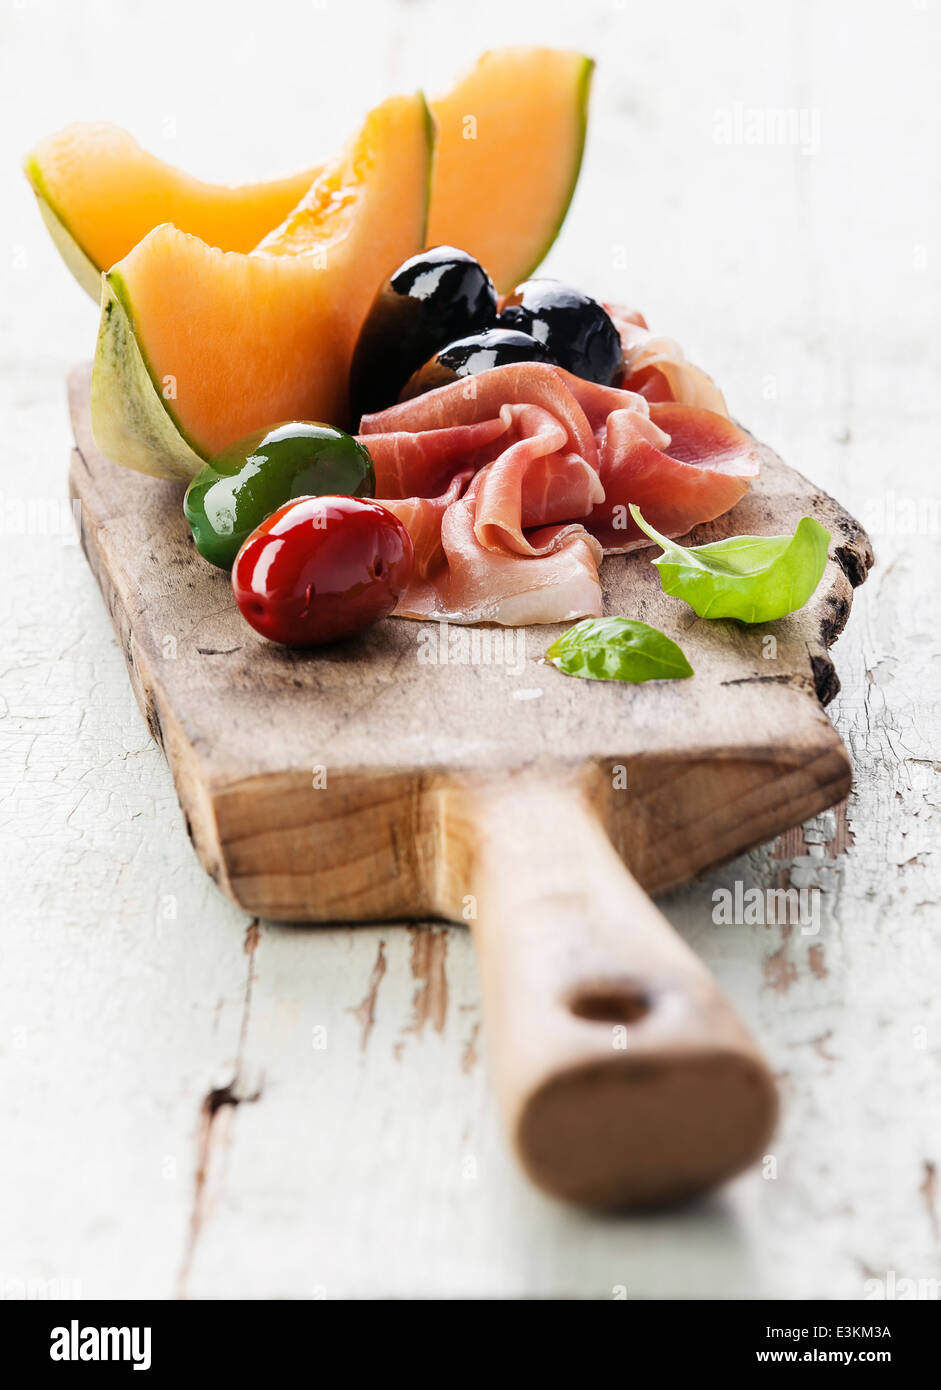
left=91, top=94, right=433, bottom=480
left=29, top=49, right=590, bottom=301
left=24, top=124, right=321, bottom=300
left=428, top=48, right=593, bottom=292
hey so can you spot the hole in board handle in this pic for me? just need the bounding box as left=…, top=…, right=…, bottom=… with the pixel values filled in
left=569, top=989, right=651, bottom=1025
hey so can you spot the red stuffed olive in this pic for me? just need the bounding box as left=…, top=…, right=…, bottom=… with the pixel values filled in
left=232, top=495, right=413, bottom=647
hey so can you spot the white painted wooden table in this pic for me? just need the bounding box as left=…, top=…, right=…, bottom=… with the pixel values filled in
left=1, top=0, right=938, bottom=1299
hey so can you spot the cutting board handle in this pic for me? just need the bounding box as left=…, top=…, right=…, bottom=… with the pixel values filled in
left=447, top=772, right=777, bottom=1208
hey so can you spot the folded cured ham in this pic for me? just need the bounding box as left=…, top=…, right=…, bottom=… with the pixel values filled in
left=605, top=304, right=730, bottom=416
left=358, top=344, right=759, bottom=626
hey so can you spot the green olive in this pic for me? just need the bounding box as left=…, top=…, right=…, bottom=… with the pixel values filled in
left=184, top=421, right=375, bottom=569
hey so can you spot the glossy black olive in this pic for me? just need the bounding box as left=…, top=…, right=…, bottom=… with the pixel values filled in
left=498, top=279, right=622, bottom=386
left=399, top=328, right=557, bottom=400
left=349, top=246, right=497, bottom=422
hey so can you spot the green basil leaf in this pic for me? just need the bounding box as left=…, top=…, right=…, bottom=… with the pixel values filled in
left=629, top=506, right=831, bottom=623
left=546, top=617, right=693, bottom=683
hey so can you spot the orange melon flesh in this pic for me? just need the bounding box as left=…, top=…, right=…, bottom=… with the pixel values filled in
left=95, top=94, right=432, bottom=465
left=25, top=123, right=320, bottom=283
left=28, top=48, right=590, bottom=303
left=428, top=48, right=593, bottom=292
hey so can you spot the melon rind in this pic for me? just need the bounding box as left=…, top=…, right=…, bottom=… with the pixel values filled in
left=25, top=158, right=102, bottom=300
left=24, top=131, right=322, bottom=303
left=90, top=93, right=434, bottom=478
left=91, top=270, right=206, bottom=482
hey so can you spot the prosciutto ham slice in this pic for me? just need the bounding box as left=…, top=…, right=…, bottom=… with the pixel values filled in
left=391, top=495, right=604, bottom=626
left=358, top=357, right=760, bottom=626
left=584, top=402, right=761, bottom=551
left=378, top=469, right=474, bottom=583
left=605, top=303, right=730, bottom=415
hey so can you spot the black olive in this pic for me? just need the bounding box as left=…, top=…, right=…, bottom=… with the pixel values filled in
left=498, top=279, right=622, bottom=386
left=350, top=246, right=497, bottom=422
left=399, top=328, right=557, bottom=400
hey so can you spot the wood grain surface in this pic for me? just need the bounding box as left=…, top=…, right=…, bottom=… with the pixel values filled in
left=68, top=363, right=871, bottom=921
left=68, top=364, right=868, bottom=1207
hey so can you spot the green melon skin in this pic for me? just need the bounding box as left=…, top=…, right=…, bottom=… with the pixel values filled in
left=90, top=94, right=435, bottom=483
left=91, top=272, right=207, bottom=483
left=24, top=156, right=102, bottom=301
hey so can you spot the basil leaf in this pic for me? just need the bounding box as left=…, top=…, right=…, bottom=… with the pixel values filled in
left=546, top=617, right=693, bottom=683
left=629, top=506, right=830, bottom=623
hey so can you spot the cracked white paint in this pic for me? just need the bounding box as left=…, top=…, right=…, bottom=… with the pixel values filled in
left=1, top=0, right=939, bottom=1298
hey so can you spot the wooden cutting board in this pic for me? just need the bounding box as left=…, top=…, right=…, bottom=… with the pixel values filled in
left=68, top=363, right=872, bottom=1209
